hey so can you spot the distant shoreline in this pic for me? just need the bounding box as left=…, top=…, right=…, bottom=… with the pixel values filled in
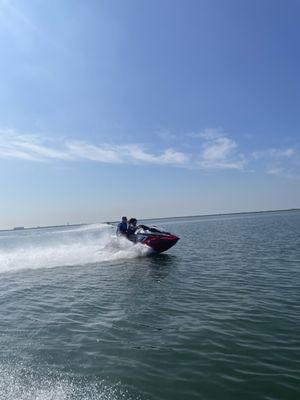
left=141, top=208, right=300, bottom=223
left=1, top=208, right=299, bottom=233
left=0, top=223, right=85, bottom=233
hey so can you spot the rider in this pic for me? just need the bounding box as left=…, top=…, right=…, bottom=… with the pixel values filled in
left=116, top=216, right=128, bottom=236
left=127, top=218, right=138, bottom=235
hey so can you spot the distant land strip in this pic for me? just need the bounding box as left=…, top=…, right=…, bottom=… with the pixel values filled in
left=1, top=208, right=299, bottom=232
left=141, top=208, right=300, bottom=223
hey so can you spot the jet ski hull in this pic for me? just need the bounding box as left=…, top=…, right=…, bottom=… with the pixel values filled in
left=125, top=225, right=179, bottom=253
left=128, top=230, right=178, bottom=253
left=141, top=234, right=179, bottom=253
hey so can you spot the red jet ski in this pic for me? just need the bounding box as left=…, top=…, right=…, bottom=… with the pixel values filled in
left=128, top=225, right=179, bottom=253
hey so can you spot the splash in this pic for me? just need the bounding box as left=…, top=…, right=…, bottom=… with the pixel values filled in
left=0, top=224, right=152, bottom=274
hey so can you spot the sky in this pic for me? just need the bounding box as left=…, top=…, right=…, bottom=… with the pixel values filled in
left=0, top=0, right=299, bottom=229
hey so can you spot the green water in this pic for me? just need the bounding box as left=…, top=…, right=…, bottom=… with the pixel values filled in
left=0, top=211, right=299, bottom=399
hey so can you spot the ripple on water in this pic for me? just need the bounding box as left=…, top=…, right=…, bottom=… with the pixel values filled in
left=0, top=212, right=300, bottom=400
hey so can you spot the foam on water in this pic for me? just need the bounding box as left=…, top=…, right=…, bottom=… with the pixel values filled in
left=0, top=224, right=152, bottom=274
left=0, top=364, right=139, bottom=400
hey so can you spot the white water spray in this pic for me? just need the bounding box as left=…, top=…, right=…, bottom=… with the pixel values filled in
left=0, top=224, right=152, bottom=274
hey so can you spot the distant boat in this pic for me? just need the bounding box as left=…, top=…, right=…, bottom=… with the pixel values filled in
left=13, top=226, right=25, bottom=230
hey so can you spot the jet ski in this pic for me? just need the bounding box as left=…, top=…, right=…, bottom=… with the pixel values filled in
left=128, top=224, right=179, bottom=253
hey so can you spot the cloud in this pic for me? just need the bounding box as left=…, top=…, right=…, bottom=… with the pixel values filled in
left=251, top=146, right=299, bottom=178
left=123, top=145, right=187, bottom=165
left=193, top=130, right=246, bottom=170
left=0, top=129, right=187, bottom=167
left=202, top=137, right=237, bottom=162
left=0, top=130, right=71, bottom=161
left=0, top=128, right=297, bottom=177
left=159, top=148, right=188, bottom=164
left=66, top=141, right=122, bottom=163
left=19, top=141, right=72, bottom=161
left=252, top=148, right=296, bottom=160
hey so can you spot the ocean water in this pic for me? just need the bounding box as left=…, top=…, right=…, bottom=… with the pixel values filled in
left=0, top=211, right=299, bottom=400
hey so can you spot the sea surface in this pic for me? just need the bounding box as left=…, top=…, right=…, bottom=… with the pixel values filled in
left=0, top=211, right=299, bottom=400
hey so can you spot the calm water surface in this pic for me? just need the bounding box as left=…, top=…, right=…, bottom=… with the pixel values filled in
left=0, top=211, right=299, bottom=399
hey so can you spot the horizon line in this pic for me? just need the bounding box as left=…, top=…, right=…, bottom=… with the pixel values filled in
left=1, top=208, right=299, bottom=232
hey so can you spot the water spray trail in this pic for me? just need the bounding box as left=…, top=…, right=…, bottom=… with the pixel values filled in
left=0, top=224, right=151, bottom=274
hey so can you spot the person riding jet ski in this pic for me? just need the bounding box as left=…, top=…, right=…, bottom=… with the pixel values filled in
left=116, top=216, right=128, bottom=236
left=127, top=218, right=138, bottom=241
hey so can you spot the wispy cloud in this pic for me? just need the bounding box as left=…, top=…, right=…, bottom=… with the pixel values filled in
left=0, top=128, right=298, bottom=177
left=0, top=129, right=187, bottom=167
left=0, top=130, right=71, bottom=161
left=252, top=148, right=296, bottom=160
left=66, top=141, right=122, bottom=163
left=123, top=145, right=188, bottom=165
left=251, top=146, right=298, bottom=178
left=193, top=129, right=246, bottom=170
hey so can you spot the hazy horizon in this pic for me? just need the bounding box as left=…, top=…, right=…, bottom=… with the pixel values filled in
left=2, top=207, right=299, bottom=231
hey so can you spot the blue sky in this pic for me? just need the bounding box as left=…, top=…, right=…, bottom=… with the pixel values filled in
left=0, top=0, right=299, bottom=228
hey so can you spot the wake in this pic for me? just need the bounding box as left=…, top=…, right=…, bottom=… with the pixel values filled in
left=0, top=224, right=152, bottom=274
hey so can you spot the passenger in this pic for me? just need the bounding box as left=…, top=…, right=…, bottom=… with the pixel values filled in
left=127, top=218, right=138, bottom=236
left=116, top=216, right=128, bottom=236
